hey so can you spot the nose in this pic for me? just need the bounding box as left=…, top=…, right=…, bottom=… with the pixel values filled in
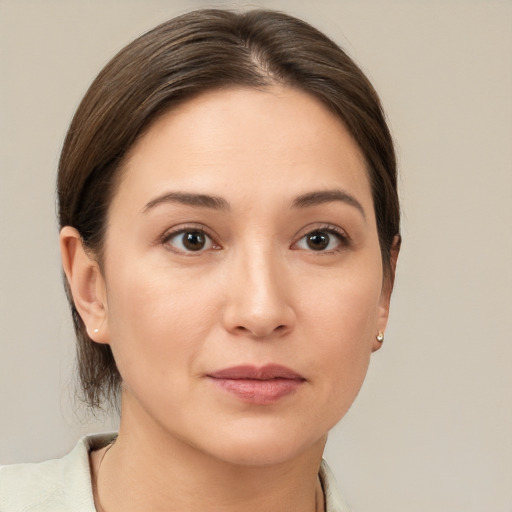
left=221, top=246, right=296, bottom=339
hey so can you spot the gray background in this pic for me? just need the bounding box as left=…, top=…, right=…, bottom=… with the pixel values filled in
left=1, top=1, right=511, bottom=510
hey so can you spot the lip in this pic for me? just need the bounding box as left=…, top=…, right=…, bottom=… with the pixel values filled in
left=207, top=364, right=305, bottom=405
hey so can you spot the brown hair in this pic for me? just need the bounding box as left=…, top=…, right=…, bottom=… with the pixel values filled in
left=57, top=8, right=400, bottom=410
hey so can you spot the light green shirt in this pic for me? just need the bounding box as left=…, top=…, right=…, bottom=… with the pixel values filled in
left=0, top=433, right=351, bottom=511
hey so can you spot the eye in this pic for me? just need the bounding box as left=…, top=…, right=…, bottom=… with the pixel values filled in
left=294, top=227, right=348, bottom=252
left=164, top=229, right=217, bottom=253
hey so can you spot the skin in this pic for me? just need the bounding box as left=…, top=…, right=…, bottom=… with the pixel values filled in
left=61, top=85, right=398, bottom=512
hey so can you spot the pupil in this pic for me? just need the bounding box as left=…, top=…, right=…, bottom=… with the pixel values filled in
left=183, top=231, right=205, bottom=251
left=307, top=231, right=329, bottom=250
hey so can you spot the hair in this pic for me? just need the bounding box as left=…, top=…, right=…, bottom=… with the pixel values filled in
left=57, top=8, right=400, bottom=410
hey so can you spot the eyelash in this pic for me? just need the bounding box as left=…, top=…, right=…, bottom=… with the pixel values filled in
left=160, top=224, right=350, bottom=255
left=161, top=225, right=220, bottom=255
left=293, top=224, right=351, bottom=254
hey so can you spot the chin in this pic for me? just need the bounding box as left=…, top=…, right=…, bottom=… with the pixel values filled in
left=195, top=425, right=328, bottom=468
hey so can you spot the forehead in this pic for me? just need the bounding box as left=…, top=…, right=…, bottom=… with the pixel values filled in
left=115, top=85, right=372, bottom=213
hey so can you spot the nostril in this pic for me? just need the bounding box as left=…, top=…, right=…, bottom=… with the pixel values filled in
left=232, top=323, right=288, bottom=338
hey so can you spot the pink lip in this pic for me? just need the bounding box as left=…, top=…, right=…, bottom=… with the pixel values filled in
left=207, top=364, right=305, bottom=405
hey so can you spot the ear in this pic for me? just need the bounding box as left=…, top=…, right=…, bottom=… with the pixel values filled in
left=60, top=226, right=110, bottom=344
left=372, top=235, right=401, bottom=352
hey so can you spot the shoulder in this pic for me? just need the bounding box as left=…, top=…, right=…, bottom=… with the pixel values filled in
left=0, top=433, right=115, bottom=512
left=319, top=459, right=353, bottom=512
left=0, top=456, right=77, bottom=511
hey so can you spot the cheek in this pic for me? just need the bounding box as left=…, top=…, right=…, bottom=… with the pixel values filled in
left=103, top=262, right=218, bottom=390
left=301, top=255, right=383, bottom=343
left=300, top=266, right=382, bottom=419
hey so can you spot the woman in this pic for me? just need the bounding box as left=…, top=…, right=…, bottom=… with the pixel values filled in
left=0, top=9, right=399, bottom=512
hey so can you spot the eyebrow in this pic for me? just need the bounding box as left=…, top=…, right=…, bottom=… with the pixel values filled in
left=142, top=191, right=230, bottom=213
left=142, top=188, right=366, bottom=219
left=292, top=189, right=366, bottom=220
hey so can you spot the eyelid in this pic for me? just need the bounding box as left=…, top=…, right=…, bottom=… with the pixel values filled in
left=291, top=223, right=351, bottom=252
left=160, top=224, right=221, bottom=254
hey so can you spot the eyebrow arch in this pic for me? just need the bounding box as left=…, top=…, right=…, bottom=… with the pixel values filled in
left=292, top=189, right=366, bottom=221
left=142, top=191, right=230, bottom=213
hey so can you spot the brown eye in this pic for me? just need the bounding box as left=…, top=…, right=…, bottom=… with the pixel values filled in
left=294, top=227, right=348, bottom=253
left=183, top=231, right=206, bottom=251
left=165, top=229, right=215, bottom=253
left=306, top=231, right=330, bottom=251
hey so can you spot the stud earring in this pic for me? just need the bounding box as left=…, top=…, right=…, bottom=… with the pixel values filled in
left=376, top=331, right=384, bottom=342
left=94, top=328, right=99, bottom=334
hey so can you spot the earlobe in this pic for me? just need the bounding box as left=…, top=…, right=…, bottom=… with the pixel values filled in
left=60, top=226, right=109, bottom=344
left=373, top=235, right=401, bottom=353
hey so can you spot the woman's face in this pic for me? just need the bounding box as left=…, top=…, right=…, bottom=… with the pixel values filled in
left=97, top=85, right=392, bottom=465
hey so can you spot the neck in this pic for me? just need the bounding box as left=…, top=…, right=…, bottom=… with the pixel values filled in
left=93, top=395, right=326, bottom=512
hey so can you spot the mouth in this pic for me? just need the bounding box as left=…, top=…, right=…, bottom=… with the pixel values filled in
left=207, top=364, right=306, bottom=404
